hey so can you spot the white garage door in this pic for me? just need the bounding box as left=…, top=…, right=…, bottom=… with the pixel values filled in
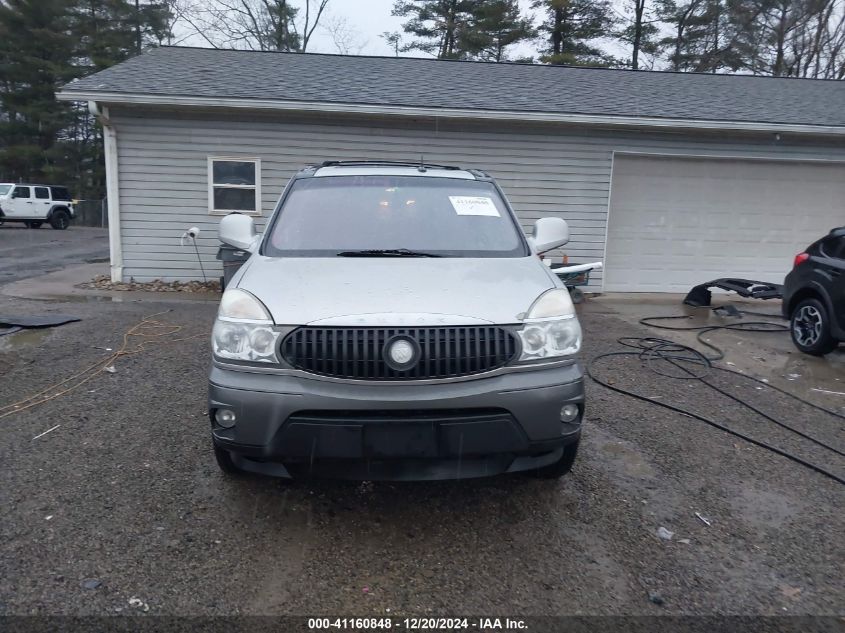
left=604, top=155, right=845, bottom=292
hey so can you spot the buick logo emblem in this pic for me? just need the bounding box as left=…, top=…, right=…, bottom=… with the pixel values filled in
left=384, top=336, right=419, bottom=371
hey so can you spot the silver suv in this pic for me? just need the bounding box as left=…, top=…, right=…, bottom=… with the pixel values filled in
left=209, top=161, right=585, bottom=481
left=0, top=184, right=75, bottom=229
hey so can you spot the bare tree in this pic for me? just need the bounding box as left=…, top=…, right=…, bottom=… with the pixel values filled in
left=177, top=0, right=330, bottom=51
left=731, top=0, right=845, bottom=78
left=299, top=0, right=330, bottom=51
left=322, top=14, right=368, bottom=54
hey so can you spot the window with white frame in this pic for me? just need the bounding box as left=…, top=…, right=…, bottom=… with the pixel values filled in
left=208, top=157, right=261, bottom=215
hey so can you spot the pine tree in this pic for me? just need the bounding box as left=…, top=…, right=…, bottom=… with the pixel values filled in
left=656, top=0, right=744, bottom=72
left=70, top=0, right=169, bottom=72
left=266, top=0, right=302, bottom=52
left=617, top=0, right=661, bottom=69
left=0, top=0, right=77, bottom=186
left=471, top=0, right=535, bottom=61
left=531, top=0, right=616, bottom=65
left=0, top=0, right=171, bottom=197
left=392, top=0, right=482, bottom=59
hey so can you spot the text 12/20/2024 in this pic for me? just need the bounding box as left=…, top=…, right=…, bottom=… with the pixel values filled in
left=307, top=618, right=527, bottom=630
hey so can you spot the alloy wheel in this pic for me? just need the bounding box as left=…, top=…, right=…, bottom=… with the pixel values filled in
left=793, top=305, right=822, bottom=346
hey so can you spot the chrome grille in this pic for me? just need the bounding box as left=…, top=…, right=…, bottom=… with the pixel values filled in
left=281, top=326, right=518, bottom=380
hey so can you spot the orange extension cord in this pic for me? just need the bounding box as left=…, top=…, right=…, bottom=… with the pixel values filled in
left=0, top=311, right=206, bottom=420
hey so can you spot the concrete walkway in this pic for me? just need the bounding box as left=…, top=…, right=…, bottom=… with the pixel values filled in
left=1, top=262, right=219, bottom=304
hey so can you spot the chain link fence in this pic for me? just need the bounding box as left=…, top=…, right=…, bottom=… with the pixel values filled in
left=73, top=199, right=108, bottom=228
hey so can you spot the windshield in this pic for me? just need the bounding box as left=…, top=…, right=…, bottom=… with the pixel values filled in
left=0, top=185, right=11, bottom=196
left=263, top=175, right=528, bottom=258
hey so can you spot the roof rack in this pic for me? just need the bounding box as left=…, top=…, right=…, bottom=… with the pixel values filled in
left=318, top=160, right=463, bottom=171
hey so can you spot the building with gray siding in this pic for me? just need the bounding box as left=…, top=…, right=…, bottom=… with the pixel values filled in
left=58, top=47, right=845, bottom=292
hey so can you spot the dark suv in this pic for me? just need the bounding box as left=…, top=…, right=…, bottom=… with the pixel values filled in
left=782, top=227, right=845, bottom=355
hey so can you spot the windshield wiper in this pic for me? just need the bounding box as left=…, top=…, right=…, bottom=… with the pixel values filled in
left=335, top=248, right=442, bottom=258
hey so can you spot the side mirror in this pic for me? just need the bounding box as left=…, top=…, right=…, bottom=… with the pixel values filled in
left=11, top=190, right=20, bottom=198
left=528, top=217, right=569, bottom=254
left=219, top=213, right=259, bottom=251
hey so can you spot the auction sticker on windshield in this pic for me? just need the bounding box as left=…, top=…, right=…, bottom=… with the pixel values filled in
left=449, top=196, right=501, bottom=217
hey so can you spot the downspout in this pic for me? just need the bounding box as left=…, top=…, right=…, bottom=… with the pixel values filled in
left=89, top=101, right=123, bottom=282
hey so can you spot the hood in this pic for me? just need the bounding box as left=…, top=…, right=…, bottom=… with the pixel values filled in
left=237, top=256, right=557, bottom=326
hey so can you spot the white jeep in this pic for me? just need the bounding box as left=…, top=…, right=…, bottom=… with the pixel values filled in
left=0, top=183, right=75, bottom=230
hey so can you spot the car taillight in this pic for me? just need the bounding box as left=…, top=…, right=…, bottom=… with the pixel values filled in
left=794, top=252, right=810, bottom=267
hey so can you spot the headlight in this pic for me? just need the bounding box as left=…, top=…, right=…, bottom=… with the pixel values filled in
left=218, top=288, right=272, bottom=321
left=212, top=289, right=280, bottom=363
left=516, top=288, right=581, bottom=361
left=516, top=317, right=581, bottom=360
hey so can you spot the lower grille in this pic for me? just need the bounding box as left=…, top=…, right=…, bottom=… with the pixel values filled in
left=287, top=408, right=513, bottom=423
left=281, top=326, right=518, bottom=380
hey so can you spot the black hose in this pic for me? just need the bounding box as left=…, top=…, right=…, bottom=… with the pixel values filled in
left=587, top=309, right=845, bottom=486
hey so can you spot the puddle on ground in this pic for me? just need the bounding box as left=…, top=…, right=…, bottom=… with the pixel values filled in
left=588, top=428, right=657, bottom=480
left=10, top=292, right=220, bottom=304
left=30, top=293, right=117, bottom=303
left=0, top=328, right=51, bottom=351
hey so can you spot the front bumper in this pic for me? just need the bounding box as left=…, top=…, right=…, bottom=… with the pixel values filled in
left=208, top=362, right=584, bottom=480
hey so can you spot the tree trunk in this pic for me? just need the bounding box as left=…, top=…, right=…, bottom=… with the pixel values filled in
left=443, top=0, right=457, bottom=58
left=773, top=5, right=788, bottom=75
left=632, top=0, right=646, bottom=70
left=673, top=23, right=683, bottom=70
left=552, top=6, right=563, bottom=55
left=135, top=0, right=142, bottom=52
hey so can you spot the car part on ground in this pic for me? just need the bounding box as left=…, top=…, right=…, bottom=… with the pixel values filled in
left=683, top=278, right=783, bottom=307
left=0, top=314, right=80, bottom=329
left=551, top=261, right=602, bottom=304
left=782, top=227, right=845, bottom=356
left=588, top=308, right=845, bottom=486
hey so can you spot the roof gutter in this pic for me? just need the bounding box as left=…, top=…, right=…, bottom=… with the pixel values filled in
left=88, top=101, right=123, bottom=282
left=59, top=90, right=845, bottom=137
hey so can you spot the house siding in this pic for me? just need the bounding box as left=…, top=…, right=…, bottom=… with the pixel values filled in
left=109, top=108, right=845, bottom=288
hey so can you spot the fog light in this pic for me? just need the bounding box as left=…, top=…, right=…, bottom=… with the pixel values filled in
left=560, top=403, right=579, bottom=423
left=215, top=408, right=236, bottom=428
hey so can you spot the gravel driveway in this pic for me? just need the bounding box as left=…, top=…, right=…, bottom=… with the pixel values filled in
left=0, top=292, right=842, bottom=620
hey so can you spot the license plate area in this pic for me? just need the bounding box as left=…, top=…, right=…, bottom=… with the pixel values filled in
left=363, top=423, right=438, bottom=458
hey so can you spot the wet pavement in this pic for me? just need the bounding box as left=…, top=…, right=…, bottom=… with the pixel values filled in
left=0, top=288, right=843, bottom=617
left=598, top=295, right=845, bottom=410
left=0, top=226, right=109, bottom=284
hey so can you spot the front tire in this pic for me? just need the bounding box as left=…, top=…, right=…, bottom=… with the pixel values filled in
left=531, top=438, right=579, bottom=479
left=214, top=443, right=244, bottom=475
left=50, top=209, right=70, bottom=230
left=790, top=298, right=838, bottom=356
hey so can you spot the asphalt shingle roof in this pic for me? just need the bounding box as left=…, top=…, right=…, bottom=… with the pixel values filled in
left=62, top=46, right=845, bottom=129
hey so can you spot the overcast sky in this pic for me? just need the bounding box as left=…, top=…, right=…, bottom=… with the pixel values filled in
left=179, top=0, right=549, bottom=58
